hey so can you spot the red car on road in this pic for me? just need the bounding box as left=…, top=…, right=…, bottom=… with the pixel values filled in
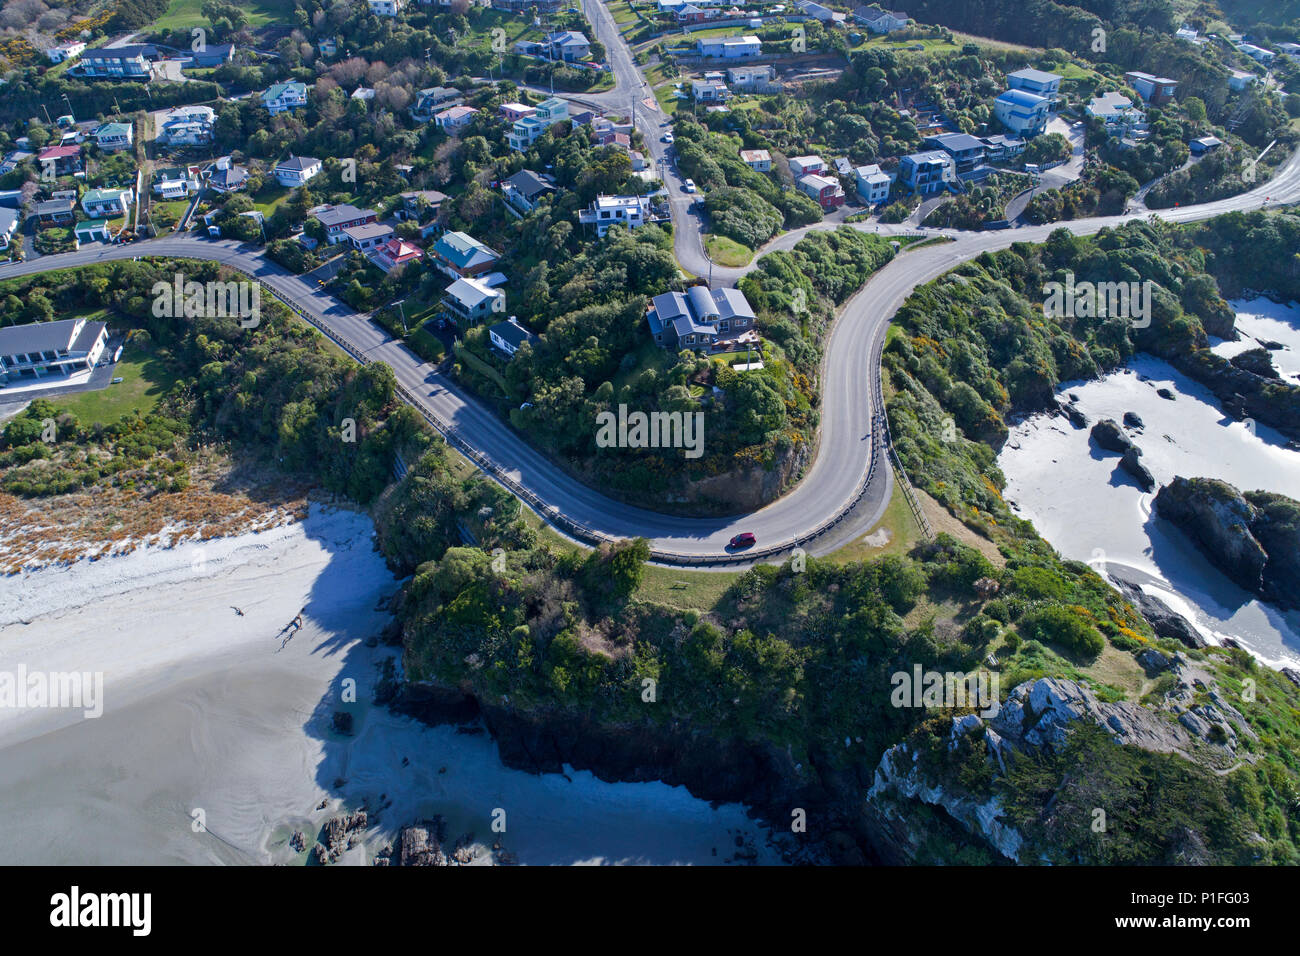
left=729, top=532, right=756, bottom=549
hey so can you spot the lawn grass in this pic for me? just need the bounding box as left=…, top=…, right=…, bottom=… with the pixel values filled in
left=705, top=233, right=754, bottom=267
left=153, top=0, right=294, bottom=31
left=50, top=348, right=178, bottom=425
left=637, top=563, right=738, bottom=611
left=826, top=481, right=920, bottom=564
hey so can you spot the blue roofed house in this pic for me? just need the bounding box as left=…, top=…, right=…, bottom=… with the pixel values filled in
left=923, top=132, right=989, bottom=181
left=994, top=88, right=1050, bottom=137
left=646, top=286, right=759, bottom=352
left=1006, top=68, right=1062, bottom=108
left=508, top=97, right=569, bottom=152
left=548, top=31, right=590, bottom=62
left=81, top=186, right=133, bottom=218
left=93, top=121, right=134, bottom=151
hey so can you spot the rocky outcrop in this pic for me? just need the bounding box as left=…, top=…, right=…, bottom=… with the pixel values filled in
left=1090, top=419, right=1154, bottom=489
left=1090, top=418, right=1132, bottom=453
left=375, top=819, right=450, bottom=866
left=1173, top=349, right=1300, bottom=441
left=1108, top=570, right=1207, bottom=649
left=991, top=678, right=1193, bottom=755
left=1154, top=477, right=1300, bottom=610
left=315, top=810, right=368, bottom=864
left=1229, top=348, right=1279, bottom=380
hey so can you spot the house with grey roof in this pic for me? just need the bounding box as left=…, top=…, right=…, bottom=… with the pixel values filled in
left=646, top=286, right=758, bottom=351
left=501, top=170, right=554, bottom=213
left=0, top=317, right=109, bottom=386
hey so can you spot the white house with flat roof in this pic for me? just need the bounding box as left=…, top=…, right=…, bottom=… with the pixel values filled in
left=0, top=318, right=108, bottom=386
left=579, top=195, right=655, bottom=236
left=697, top=35, right=762, bottom=58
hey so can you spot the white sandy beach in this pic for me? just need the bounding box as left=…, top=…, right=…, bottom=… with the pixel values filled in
left=0, top=505, right=781, bottom=865
left=998, top=300, right=1300, bottom=668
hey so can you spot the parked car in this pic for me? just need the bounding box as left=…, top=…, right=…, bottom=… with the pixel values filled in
left=662, top=132, right=674, bottom=144
left=683, top=178, right=696, bottom=193
left=729, top=532, right=756, bottom=549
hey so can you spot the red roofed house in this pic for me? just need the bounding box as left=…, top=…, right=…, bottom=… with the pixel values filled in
left=37, top=143, right=82, bottom=175
left=372, top=237, right=423, bottom=272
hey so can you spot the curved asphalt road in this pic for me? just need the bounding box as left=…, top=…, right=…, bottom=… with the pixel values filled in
left=4, top=6, right=1299, bottom=564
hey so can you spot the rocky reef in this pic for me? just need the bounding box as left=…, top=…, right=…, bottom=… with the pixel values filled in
left=1154, top=477, right=1300, bottom=610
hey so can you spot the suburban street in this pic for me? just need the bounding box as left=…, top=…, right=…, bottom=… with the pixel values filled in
left=5, top=4, right=1300, bottom=567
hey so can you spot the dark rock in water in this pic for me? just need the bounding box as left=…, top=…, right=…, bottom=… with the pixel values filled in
left=377, top=819, right=450, bottom=866
left=289, top=830, right=306, bottom=853
left=1154, top=477, right=1300, bottom=610
left=331, top=710, right=353, bottom=735
left=1221, top=637, right=1243, bottom=650
left=1067, top=392, right=1080, bottom=403
left=1120, top=446, right=1156, bottom=491
left=1109, top=571, right=1207, bottom=649
left=1259, top=339, right=1283, bottom=350
left=1090, top=418, right=1133, bottom=453
left=1058, top=401, right=1087, bottom=429
left=1157, top=387, right=1176, bottom=400
left=1123, top=411, right=1144, bottom=429
left=1281, top=667, right=1300, bottom=688
left=318, top=811, right=368, bottom=864
left=1230, top=347, right=1280, bottom=380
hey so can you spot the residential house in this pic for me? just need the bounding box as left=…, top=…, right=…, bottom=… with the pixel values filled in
left=898, top=150, right=954, bottom=195
left=261, top=81, right=309, bottom=115
left=1006, top=68, right=1062, bottom=106
left=1277, top=42, right=1300, bottom=57
left=692, top=78, right=731, bottom=102
left=502, top=170, right=554, bottom=213
left=75, top=45, right=156, bottom=79
left=35, top=197, right=75, bottom=223
left=1175, top=25, right=1198, bottom=42
left=0, top=150, right=33, bottom=175
left=81, top=187, right=133, bottom=219
left=1086, top=91, right=1144, bottom=137
left=367, top=0, right=405, bottom=14
left=399, top=190, right=447, bottom=235
left=797, top=173, right=845, bottom=209
left=318, top=38, right=338, bottom=57
left=508, top=97, right=569, bottom=152
left=697, top=35, right=762, bottom=58
left=342, top=222, right=393, bottom=252
left=45, top=41, right=86, bottom=63
left=994, top=88, right=1050, bottom=137
left=852, top=5, right=909, bottom=33
left=854, top=164, right=893, bottom=204
left=441, top=276, right=505, bottom=324
left=93, top=122, right=134, bottom=152
left=675, top=4, right=708, bottom=23
left=646, top=286, right=758, bottom=351
left=978, top=133, right=1024, bottom=161
left=435, top=105, right=479, bottom=132
left=205, top=156, right=249, bottom=193
left=430, top=231, right=499, bottom=278
left=548, top=31, right=590, bottom=62
left=0, top=317, right=109, bottom=386
left=371, top=237, right=423, bottom=272
left=0, top=208, right=18, bottom=249
left=727, top=64, right=776, bottom=88
left=923, top=132, right=987, bottom=178
left=1228, top=69, right=1257, bottom=92
left=740, top=149, right=772, bottom=171
left=489, top=318, right=538, bottom=356
left=788, top=155, right=825, bottom=176
left=157, top=105, right=216, bottom=146
left=75, top=218, right=113, bottom=243
left=500, top=102, right=536, bottom=122
left=274, top=155, right=322, bottom=188
left=513, top=40, right=545, bottom=56
left=1125, top=71, right=1178, bottom=105
left=492, top=0, right=563, bottom=10
left=351, top=87, right=375, bottom=104
left=36, top=144, right=81, bottom=176
left=796, top=1, right=841, bottom=23
left=153, top=166, right=201, bottom=199
left=411, top=86, right=464, bottom=121
left=312, top=204, right=379, bottom=244
left=1239, top=43, right=1274, bottom=65
left=1189, top=135, right=1223, bottom=154
left=578, top=194, right=657, bottom=236
left=188, top=43, right=234, bottom=68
